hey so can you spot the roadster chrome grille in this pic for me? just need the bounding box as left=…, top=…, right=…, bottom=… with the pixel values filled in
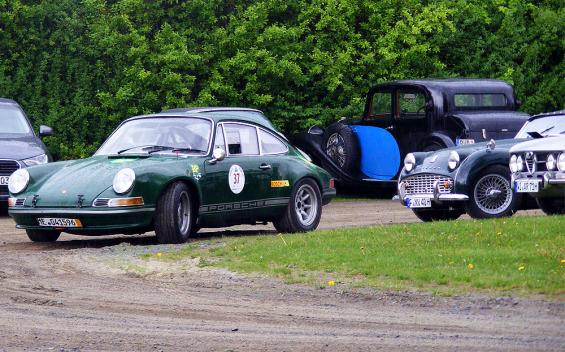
left=404, top=174, right=453, bottom=195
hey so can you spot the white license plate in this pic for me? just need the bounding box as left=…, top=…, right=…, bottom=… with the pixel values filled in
left=407, top=197, right=432, bottom=208
left=456, top=138, right=475, bottom=145
left=38, top=218, right=82, bottom=228
left=514, top=179, right=539, bottom=193
left=0, top=176, right=8, bottom=185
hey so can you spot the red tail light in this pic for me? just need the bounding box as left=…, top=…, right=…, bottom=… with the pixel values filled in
left=329, top=179, right=335, bottom=189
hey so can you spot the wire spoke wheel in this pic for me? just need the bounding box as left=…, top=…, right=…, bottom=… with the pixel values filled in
left=474, top=173, right=512, bottom=215
left=326, top=133, right=347, bottom=167
left=294, top=184, right=318, bottom=226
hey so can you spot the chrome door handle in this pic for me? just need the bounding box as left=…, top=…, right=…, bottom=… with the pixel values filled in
left=259, top=164, right=272, bottom=170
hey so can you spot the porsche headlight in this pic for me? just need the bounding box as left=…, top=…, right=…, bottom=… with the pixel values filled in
left=8, top=169, right=30, bottom=194
left=113, top=168, right=135, bottom=194
left=509, top=154, right=518, bottom=173
left=23, top=154, right=48, bottom=166
left=558, top=153, right=565, bottom=171
left=404, top=153, right=416, bottom=172
left=516, top=155, right=524, bottom=172
left=447, top=151, right=460, bottom=171
left=546, top=154, right=556, bottom=171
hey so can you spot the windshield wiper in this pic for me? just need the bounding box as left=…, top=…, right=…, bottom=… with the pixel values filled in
left=147, top=147, right=206, bottom=154
left=539, top=126, right=555, bottom=135
left=117, top=145, right=170, bottom=154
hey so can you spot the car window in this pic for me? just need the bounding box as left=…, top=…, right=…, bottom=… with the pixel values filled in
left=95, top=117, right=212, bottom=155
left=200, top=111, right=277, bottom=131
left=397, top=90, right=426, bottom=119
left=224, top=123, right=259, bottom=155
left=369, top=92, right=392, bottom=119
left=454, top=94, right=507, bottom=109
left=515, top=115, right=565, bottom=139
left=259, top=129, right=288, bottom=154
left=0, top=105, right=32, bottom=134
left=214, top=124, right=226, bottom=151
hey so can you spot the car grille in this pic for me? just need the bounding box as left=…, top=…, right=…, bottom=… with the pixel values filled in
left=521, top=152, right=549, bottom=174
left=0, top=159, right=20, bottom=197
left=403, top=174, right=453, bottom=195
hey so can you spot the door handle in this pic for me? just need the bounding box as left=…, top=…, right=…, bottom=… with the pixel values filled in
left=259, top=163, right=272, bottom=170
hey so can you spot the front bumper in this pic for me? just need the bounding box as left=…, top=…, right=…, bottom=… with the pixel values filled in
left=8, top=206, right=155, bottom=233
left=512, top=171, right=565, bottom=195
left=398, top=178, right=468, bottom=206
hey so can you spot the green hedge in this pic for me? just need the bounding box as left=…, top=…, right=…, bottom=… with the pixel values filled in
left=0, top=0, right=563, bottom=159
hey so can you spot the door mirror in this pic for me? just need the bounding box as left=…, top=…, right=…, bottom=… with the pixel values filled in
left=208, top=147, right=226, bottom=164
left=39, top=125, right=53, bottom=137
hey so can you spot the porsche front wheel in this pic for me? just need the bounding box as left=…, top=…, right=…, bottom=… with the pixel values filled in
left=26, top=229, right=60, bottom=242
left=155, top=182, right=194, bottom=244
left=274, top=179, right=322, bottom=233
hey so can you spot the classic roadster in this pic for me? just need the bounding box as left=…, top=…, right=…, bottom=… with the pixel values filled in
left=292, top=79, right=529, bottom=189
left=398, top=110, right=564, bottom=221
left=8, top=108, right=335, bottom=243
left=510, top=134, right=565, bottom=215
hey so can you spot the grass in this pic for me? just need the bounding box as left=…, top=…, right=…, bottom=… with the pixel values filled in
left=144, top=216, right=565, bottom=298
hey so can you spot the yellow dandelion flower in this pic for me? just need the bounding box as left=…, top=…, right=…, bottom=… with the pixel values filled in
left=156, top=252, right=162, bottom=257
left=518, top=266, right=525, bottom=271
left=560, top=259, right=565, bottom=264
left=467, top=263, right=475, bottom=269
left=328, top=280, right=336, bottom=287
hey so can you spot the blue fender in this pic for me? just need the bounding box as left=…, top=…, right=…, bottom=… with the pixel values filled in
left=350, top=126, right=400, bottom=180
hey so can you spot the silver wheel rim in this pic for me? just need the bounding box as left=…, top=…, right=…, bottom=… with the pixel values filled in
left=294, top=184, right=318, bottom=227
left=326, top=133, right=346, bottom=167
left=177, top=191, right=191, bottom=234
left=474, top=174, right=512, bottom=215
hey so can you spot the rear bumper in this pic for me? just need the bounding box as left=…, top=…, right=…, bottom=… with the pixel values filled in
left=8, top=206, right=155, bottom=233
left=322, top=188, right=337, bottom=205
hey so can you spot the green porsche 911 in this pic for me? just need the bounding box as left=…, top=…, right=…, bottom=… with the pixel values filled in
left=8, top=108, right=335, bottom=243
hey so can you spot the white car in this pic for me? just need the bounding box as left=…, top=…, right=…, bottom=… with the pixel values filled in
left=510, top=134, right=565, bottom=215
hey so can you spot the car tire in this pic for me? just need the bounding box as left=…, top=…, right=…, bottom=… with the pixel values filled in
left=155, top=182, right=194, bottom=244
left=322, top=122, right=360, bottom=173
left=273, top=178, right=322, bottom=233
left=465, top=165, right=520, bottom=219
left=26, top=229, right=60, bottom=242
left=536, top=197, right=565, bottom=215
left=412, top=208, right=464, bottom=222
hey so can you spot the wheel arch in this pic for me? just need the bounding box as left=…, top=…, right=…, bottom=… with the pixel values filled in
left=418, top=132, right=455, bottom=150
left=155, top=176, right=201, bottom=215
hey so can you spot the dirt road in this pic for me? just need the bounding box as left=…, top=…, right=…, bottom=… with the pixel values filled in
left=0, top=200, right=562, bottom=351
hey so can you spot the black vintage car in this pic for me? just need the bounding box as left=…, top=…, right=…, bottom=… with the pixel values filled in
left=292, top=79, right=530, bottom=188
left=0, top=98, right=53, bottom=208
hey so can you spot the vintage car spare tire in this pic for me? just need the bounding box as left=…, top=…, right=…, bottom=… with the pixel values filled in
left=322, top=122, right=360, bottom=173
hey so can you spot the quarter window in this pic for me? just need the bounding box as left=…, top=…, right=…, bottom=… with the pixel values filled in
left=214, top=124, right=226, bottom=151
left=454, top=94, right=507, bottom=108
left=259, top=129, right=288, bottom=154
left=223, top=123, right=259, bottom=155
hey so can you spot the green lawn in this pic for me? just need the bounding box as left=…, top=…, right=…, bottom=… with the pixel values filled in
left=147, top=216, right=565, bottom=298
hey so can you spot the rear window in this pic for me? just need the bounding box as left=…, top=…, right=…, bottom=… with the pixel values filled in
left=454, top=94, right=507, bottom=109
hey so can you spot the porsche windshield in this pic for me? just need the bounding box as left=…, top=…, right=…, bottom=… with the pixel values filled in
left=515, top=115, right=565, bottom=139
left=96, top=117, right=212, bottom=155
left=0, top=104, right=32, bottom=134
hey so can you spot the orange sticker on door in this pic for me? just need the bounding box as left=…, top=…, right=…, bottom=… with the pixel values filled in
left=271, top=180, right=290, bottom=188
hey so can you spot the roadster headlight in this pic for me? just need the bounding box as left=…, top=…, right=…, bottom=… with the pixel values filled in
left=509, top=154, right=518, bottom=173
left=23, top=154, right=48, bottom=166
left=546, top=154, right=556, bottom=171
left=558, top=153, right=565, bottom=171
left=113, top=168, right=135, bottom=194
left=447, top=151, right=460, bottom=170
left=404, top=153, right=416, bottom=172
left=8, top=169, right=30, bottom=194
left=516, top=155, right=524, bottom=172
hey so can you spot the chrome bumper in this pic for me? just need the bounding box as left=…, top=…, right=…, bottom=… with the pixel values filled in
left=398, top=180, right=468, bottom=206
left=512, top=172, right=565, bottom=190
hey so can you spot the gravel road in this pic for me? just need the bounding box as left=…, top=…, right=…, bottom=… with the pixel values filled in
left=0, top=200, right=562, bottom=351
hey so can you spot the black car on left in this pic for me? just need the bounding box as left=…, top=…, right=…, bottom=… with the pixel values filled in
left=0, top=98, right=53, bottom=206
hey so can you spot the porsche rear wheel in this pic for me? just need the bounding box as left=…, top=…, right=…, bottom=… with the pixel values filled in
left=155, top=182, right=194, bottom=244
left=412, top=208, right=464, bottom=222
left=26, top=229, right=60, bottom=242
left=274, top=178, right=322, bottom=233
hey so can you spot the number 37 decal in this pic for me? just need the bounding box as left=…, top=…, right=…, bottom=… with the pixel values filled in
left=229, top=164, right=245, bottom=194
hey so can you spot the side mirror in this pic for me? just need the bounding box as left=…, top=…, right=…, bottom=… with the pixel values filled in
left=207, top=147, right=226, bottom=164
left=39, top=125, right=53, bottom=138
